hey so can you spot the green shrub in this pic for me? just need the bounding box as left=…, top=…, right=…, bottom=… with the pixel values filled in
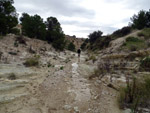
left=24, top=56, right=40, bottom=67
left=8, top=73, right=16, bottom=80
left=122, top=37, right=146, bottom=51
left=60, top=66, right=64, bottom=70
left=126, top=37, right=142, bottom=42
left=130, top=45, right=138, bottom=51
left=118, top=76, right=150, bottom=112
left=52, top=37, right=66, bottom=51
left=111, top=26, right=132, bottom=39
left=140, top=56, right=150, bottom=71
left=14, top=41, right=18, bottom=47
left=89, top=55, right=97, bottom=63
left=137, top=28, right=150, bottom=40
left=68, top=42, right=76, bottom=51
left=10, top=28, right=20, bottom=35
left=47, top=62, right=51, bottom=67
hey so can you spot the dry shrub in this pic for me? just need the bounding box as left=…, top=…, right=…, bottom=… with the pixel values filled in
left=24, top=55, right=40, bottom=67
left=118, top=76, right=150, bottom=112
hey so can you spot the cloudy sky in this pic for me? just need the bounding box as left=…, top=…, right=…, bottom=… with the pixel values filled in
left=14, top=0, right=150, bottom=38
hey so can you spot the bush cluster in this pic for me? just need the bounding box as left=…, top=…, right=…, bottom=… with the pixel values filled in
left=118, top=76, right=150, bottom=112
left=122, top=37, right=145, bottom=51
left=140, top=56, right=150, bottom=71
left=111, top=26, right=132, bottom=39
left=23, top=55, right=40, bottom=67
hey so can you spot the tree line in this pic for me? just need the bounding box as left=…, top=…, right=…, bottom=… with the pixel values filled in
left=0, top=0, right=67, bottom=51
left=81, top=9, right=150, bottom=50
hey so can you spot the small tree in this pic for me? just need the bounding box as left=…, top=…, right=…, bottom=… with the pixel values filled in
left=0, top=0, right=18, bottom=35
left=45, top=16, right=66, bottom=51
left=20, top=13, right=46, bottom=40
left=68, top=42, right=76, bottom=51
left=52, top=37, right=66, bottom=51
left=88, top=30, right=103, bottom=44
left=131, top=10, right=150, bottom=29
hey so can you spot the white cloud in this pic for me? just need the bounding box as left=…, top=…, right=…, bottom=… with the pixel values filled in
left=14, top=0, right=149, bottom=38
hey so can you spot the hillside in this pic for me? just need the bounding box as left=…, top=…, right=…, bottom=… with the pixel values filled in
left=65, top=35, right=84, bottom=50
left=0, top=34, right=121, bottom=113
left=0, top=29, right=150, bottom=113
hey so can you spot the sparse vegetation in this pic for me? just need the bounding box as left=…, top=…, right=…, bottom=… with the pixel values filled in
left=140, top=56, right=150, bottom=71
left=118, top=76, right=150, bottom=113
left=111, top=26, right=132, bottom=39
left=15, top=35, right=26, bottom=45
left=89, top=68, right=101, bottom=80
left=8, top=73, right=16, bottom=80
left=68, top=42, right=76, bottom=51
left=10, top=28, right=20, bottom=35
left=138, top=28, right=150, bottom=40
left=89, top=60, right=111, bottom=80
left=47, top=62, right=52, bottom=67
left=89, top=55, right=97, bottom=63
left=60, top=66, right=64, bottom=70
left=122, top=37, right=146, bottom=51
left=23, top=55, right=40, bottom=67
left=14, top=41, right=18, bottom=47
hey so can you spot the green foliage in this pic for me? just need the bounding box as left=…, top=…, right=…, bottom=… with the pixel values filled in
left=88, top=30, right=103, bottom=44
left=111, top=26, right=132, bottom=39
left=60, top=66, right=64, bottom=70
left=90, top=36, right=111, bottom=50
left=131, top=10, right=150, bottom=29
left=80, top=42, right=86, bottom=50
left=122, top=37, right=145, bottom=51
left=20, top=13, right=46, bottom=40
left=68, top=42, right=76, bottom=51
left=23, top=56, right=40, bottom=67
left=118, top=76, right=150, bottom=112
left=8, top=73, right=16, bottom=80
left=81, top=39, right=88, bottom=50
left=45, top=17, right=63, bottom=42
left=14, top=41, right=18, bottom=47
left=140, top=56, right=150, bottom=71
left=126, top=37, right=142, bottom=42
left=52, top=37, right=66, bottom=51
left=138, top=28, right=150, bottom=40
left=0, top=0, right=18, bottom=35
left=47, top=62, right=52, bottom=67
left=45, top=17, right=66, bottom=51
left=10, top=28, right=20, bottom=35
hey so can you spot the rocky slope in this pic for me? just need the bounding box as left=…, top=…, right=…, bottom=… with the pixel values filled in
left=0, top=34, right=123, bottom=113
left=1, top=31, right=149, bottom=113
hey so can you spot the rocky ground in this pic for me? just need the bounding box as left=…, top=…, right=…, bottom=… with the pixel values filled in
left=0, top=34, right=136, bottom=113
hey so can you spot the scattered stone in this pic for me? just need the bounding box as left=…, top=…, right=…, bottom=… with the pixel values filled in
left=63, top=105, right=71, bottom=110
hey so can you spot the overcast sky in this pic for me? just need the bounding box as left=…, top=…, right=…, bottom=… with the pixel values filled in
left=14, top=0, right=150, bottom=38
